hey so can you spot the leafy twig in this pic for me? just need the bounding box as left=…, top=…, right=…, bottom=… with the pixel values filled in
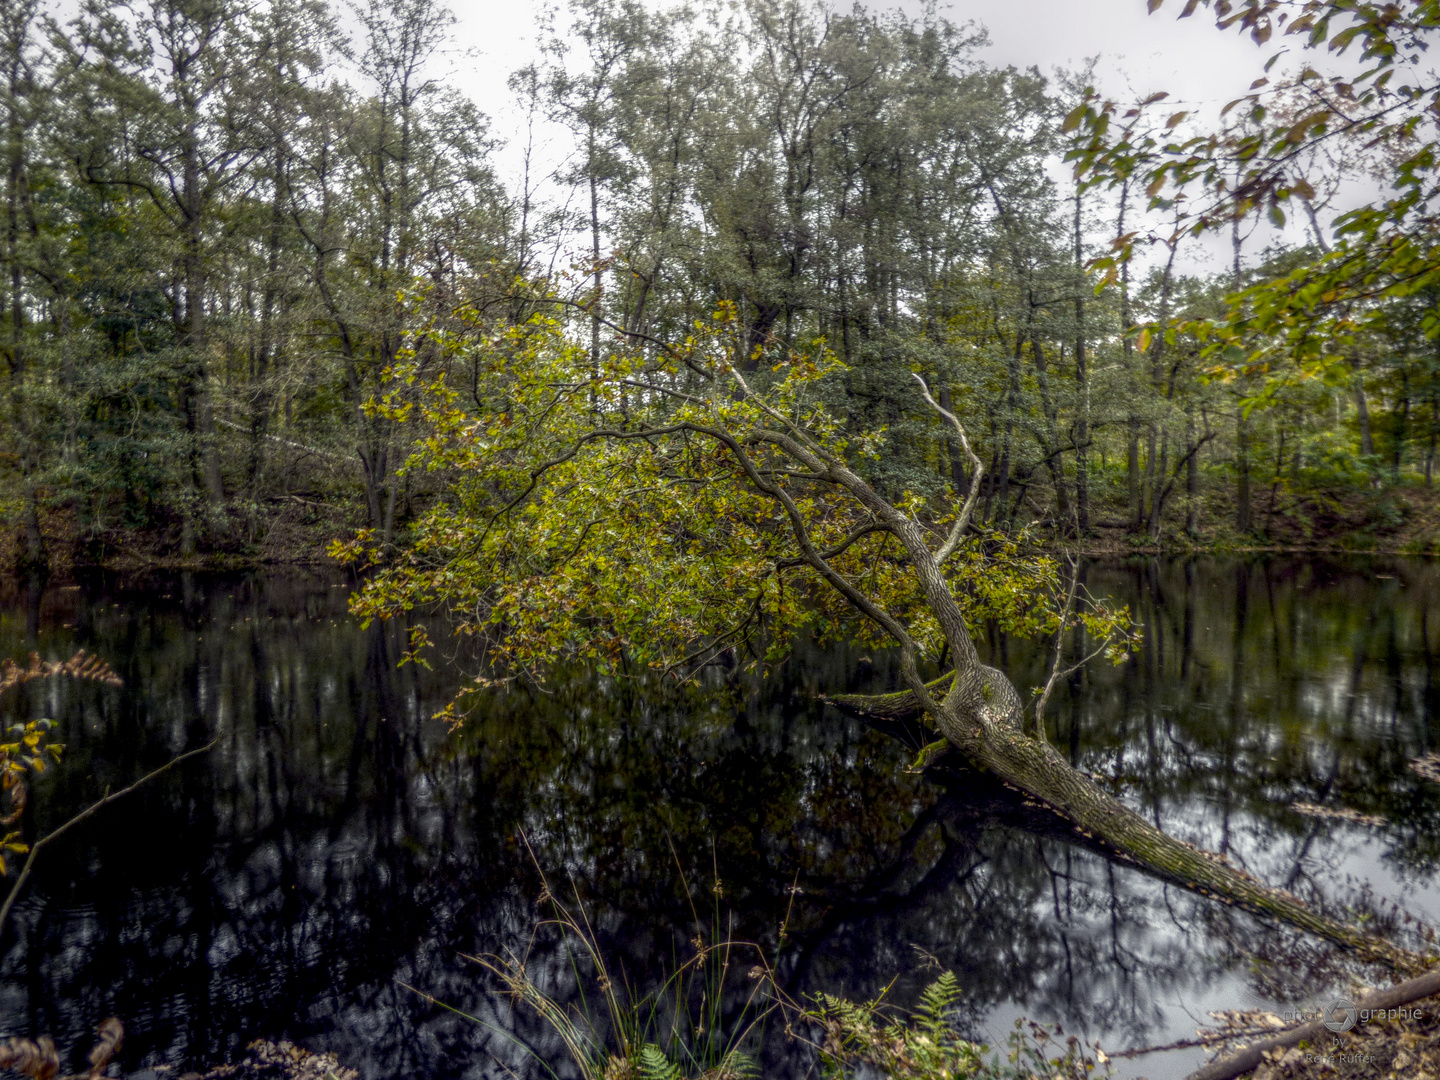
left=0, top=740, right=218, bottom=936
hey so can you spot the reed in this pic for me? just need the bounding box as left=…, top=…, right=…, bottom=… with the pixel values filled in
left=432, top=842, right=1111, bottom=1080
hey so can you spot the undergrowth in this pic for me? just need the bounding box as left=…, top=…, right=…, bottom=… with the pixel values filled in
left=438, top=850, right=1111, bottom=1080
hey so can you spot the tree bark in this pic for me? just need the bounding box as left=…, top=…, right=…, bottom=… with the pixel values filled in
left=937, top=385, right=970, bottom=496
left=829, top=676, right=1418, bottom=973
left=1186, top=968, right=1440, bottom=1080
left=744, top=421, right=1421, bottom=975
left=1353, top=364, right=1375, bottom=457
left=1073, top=186, right=1089, bottom=534
left=1236, top=410, right=1252, bottom=533
left=1185, top=411, right=1200, bottom=536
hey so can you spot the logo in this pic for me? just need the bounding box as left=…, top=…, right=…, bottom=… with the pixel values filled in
left=1324, top=998, right=1358, bottom=1033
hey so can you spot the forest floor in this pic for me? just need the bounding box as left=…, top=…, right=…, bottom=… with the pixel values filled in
left=1219, top=989, right=1440, bottom=1080
left=2, top=483, right=1438, bottom=575
left=131, top=1040, right=358, bottom=1080
left=1055, top=483, right=1440, bottom=558
left=0, top=496, right=357, bottom=573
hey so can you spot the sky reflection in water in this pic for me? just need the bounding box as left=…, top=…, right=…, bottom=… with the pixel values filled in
left=0, top=558, right=1436, bottom=1080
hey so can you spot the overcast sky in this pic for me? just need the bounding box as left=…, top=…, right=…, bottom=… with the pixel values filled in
left=453, top=0, right=1276, bottom=117
left=444, top=0, right=1328, bottom=275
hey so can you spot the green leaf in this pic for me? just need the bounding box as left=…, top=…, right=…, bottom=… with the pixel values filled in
left=918, top=971, right=963, bottom=1025
left=638, top=1045, right=683, bottom=1080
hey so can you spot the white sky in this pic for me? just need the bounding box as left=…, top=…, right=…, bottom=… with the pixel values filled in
left=453, top=0, right=1277, bottom=115
left=447, top=0, right=1330, bottom=275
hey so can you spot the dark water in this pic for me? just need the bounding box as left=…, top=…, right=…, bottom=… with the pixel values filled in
left=0, top=559, right=1437, bottom=1080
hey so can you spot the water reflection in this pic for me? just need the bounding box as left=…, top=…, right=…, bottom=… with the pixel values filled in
left=0, top=559, right=1435, bottom=1080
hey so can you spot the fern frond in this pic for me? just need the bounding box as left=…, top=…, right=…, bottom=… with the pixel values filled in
left=917, top=970, right=962, bottom=1026
left=638, top=1044, right=683, bottom=1080
left=700, top=1049, right=757, bottom=1079
left=0, top=651, right=123, bottom=698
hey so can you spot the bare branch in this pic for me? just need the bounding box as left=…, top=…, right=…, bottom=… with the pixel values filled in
left=912, top=375, right=984, bottom=562
left=0, top=740, right=218, bottom=937
left=1032, top=557, right=1082, bottom=735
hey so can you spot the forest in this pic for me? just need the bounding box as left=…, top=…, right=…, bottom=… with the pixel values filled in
left=0, top=4, right=1439, bottom=1080
left=2, top=0, right=1437, bottom=571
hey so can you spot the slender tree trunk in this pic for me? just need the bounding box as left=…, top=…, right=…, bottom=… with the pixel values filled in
left=938, top=385, right=969, bottom=496
left=1268, top=422, right=1286, bottom=519
left=1143, top=422, right=1157, bottom=525
left=1127, top=422, right=1141, bottom=528
left=1148, top=427, right=1170, bottom=536
left=5, top=11, right=44, bottom=571
left=1353, top=363, right=1375, bottom=457
left=1073, top=187, right=1089, bottom=533
left=1231, top=207, right=1251, bottom=533
left=589, top=129, right=602, bottom=376
left=1185, top=411, right=1200, bottom=536
left=178, top=107, right=226, bottom=549
left=1116, top=178, right=1143, bottom=531
left=1031, top=339, right=1071, bottom=528
left=250, top=146, right=285, bottom=511
left=1395, top=370, right=1410, bottom=479
left=1236, top=410, right=1252, bottom=533
left=1428, top=387, right=1437, bottom=486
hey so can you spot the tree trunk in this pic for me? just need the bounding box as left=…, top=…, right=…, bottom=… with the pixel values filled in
left=830, top=674, right=1417, bottom=973
left=249, top=144, right=285, bottom=512
left=1231, top=197, right=1252, bottom=534
left=4, top=11, right=43, bottom=572
left=1353, top=365, right=1375, bottom=457
left=1186, top=412, right=1200, bottom=536
left=1128, top=421, right=1141, bottom=529
left=1427, top=388, right=1437, bottom=486
left=1030, top=339, right=1070, bottom=528
left=1395, top=370, right=1410, bottom=478
left=761, top=427, right=1424, bottom=976
left=1116, top=178, right=1142, bottom=533
left=20, top=476, right=44, bottom=572
left=1236, top=410, right=1252, bottom=533
left=937, top=385, right=969, bottom=496
left=1073, top=187, right=1089, bottom=533
left=1143, top=422, right=1157, bottom=524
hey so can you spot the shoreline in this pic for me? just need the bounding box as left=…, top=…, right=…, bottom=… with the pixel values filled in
left=4, top=537, right=1437, bottom=578
left=3, top=487, right=1438, bottom=576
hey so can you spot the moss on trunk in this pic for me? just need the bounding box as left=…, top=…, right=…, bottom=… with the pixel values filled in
left=833, top=677, right=1428, bottom=975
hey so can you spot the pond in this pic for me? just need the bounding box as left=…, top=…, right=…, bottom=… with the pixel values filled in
left=0, top=558, right=1436, bottom=1080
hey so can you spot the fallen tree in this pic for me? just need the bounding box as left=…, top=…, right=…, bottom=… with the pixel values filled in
left=339, top=301, right=1429, bottom=976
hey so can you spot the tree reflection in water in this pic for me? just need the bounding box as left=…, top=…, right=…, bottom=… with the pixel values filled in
left=0, top=558, right=1435, bottom=1079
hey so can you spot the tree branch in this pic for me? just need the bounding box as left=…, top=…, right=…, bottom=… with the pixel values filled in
left=0, top=740, right=218, bottom=937
left=912, top=375, right=984, bottom=563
